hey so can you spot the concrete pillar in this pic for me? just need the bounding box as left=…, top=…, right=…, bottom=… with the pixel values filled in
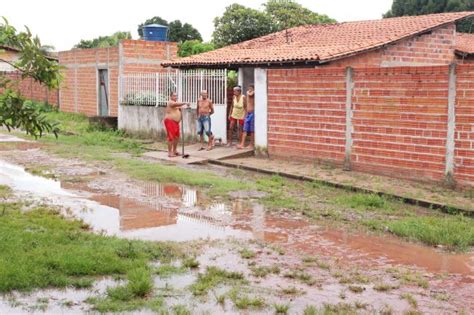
left=254, top=68, right=268, bottom=154
left=344, top=67, right=354, bottom=171
left=445, top=63, right=457, bottom=187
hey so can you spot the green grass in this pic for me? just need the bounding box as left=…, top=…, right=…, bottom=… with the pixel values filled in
left=228, top=287, right=265, bottom=310
left=387, top=215, right=474, bottom=251
left=274, top=303, right=290, bottom=314
left=0, top=204, right=181, bottom=293
left=190, top=266, right=245, bottom=296
left=0, top=185, right=13, bottom=199
left=401, top=293, right=418, bottom=308
left=155, top=264, right=185, bottom=277
left=181, top=257, right=199, bottom=269
left=239, top=248, right=256, bottom=259
left=335, top=193, right=393, bottom=212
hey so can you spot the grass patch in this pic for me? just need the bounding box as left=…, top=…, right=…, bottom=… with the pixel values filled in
left=388, top=268, right=428, bottom=289
left=228, top=287, right=265, bottom=310
left=284, top=270, right=317, bottom=286
left=190, top=266, right=245, bottom=296
left=155, top=264, right=185, bottom=277
left=251, top=265, right=280, bottom=278
left=0, top=205, right=181, bottom=293
left=239, top=248, right=256, bottom=259
left=348, top=285, right=365, bottom=294
left=336, top=193, right=393, bottom=212
left=387, top=215, right=474, bottom=251
left=373, top=283, right=399, bottom=292
left=0, top=185, right=13, bottom=199
left=274, top=303, right=290, bottom=314
left=181, top=257, right=199, bottom=269
left=401, top=293, right=418, bottom=308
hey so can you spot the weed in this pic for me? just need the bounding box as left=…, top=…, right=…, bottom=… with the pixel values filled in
left=284, top=270, right=316, bottom=286
left=182, top=257, right=199, bottom=269
left=0, top=185, right=12, bottom=199
left=354, top=301, right=368, bottom=309
left=303, top=305, right=318, bottom=315
left=281, top=286, right=302, bottom=295
left=401, top=293, right=418, bottom=308
left=155, top=264, right=185, bottom=277
left=323, top=303, right=358, bottom=314
left=274, top=303, right=290, bottom=314
left=348, top=285, right=365, bottom=293
left=190, top=267, right=244, bottom=296
left=172, top=304, right=191, bottom=315
left=228, top=288, right=265, bottom=310
left=251, top=265, right=280, bottom=278
left=239, top=248, right=256, bottom=259
left=336, top=193, right=393, bottom=212
left=216, top=294, right=226, bottom=305
left=374, top=283, right=399, bottom=292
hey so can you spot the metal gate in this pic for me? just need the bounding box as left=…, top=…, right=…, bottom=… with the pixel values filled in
left=119, top=69, right=228, bottom=143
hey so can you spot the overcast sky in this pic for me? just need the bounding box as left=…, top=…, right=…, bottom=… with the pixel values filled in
left=3, top=0, right=393, bottom=51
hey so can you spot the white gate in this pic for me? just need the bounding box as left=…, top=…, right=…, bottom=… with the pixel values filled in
left=119, top=69, right=228, bottom=143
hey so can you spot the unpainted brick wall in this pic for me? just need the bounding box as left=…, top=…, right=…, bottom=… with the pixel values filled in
left=455, top=65, right=474, bottom=185
left=329, top=24, right=456, bottom=67
left=267, top=64, right=474, bottom=186
left=59, top=47, right=119, bottom=116
left=267, top=68, right=347, bottom=163
left=58, top=40, right=177, bottom=117
left=0, top=71, right=59, bottom=105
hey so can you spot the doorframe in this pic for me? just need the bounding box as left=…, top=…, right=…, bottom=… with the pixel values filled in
left=96, top=67, right=110, bottom=116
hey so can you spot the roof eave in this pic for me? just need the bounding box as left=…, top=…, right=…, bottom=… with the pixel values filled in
left=164, top=59, right=322, bottom=69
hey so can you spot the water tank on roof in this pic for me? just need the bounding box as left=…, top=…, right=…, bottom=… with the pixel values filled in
left=143, top=24, right=169, bottom=41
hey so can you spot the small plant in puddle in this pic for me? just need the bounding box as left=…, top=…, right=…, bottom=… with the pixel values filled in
left=251, top=265, right=280, bottom=278
left=379, top=304, right=394, bottom=315
left=374, top=283, right=399, bottom=292
left=155, top=264, right=185, bottom=277
left=355, top=301, right=368, bottom=309
left=172, top=304, right=192, bottom=315
left=0, top=185, right=12, bottom=199
left=239, top=248, right=256, bottom=259
left=281, top=286, right=303, bottom=295
left=401, top=293, right=418, bottom=308
left=70, top=277, right=94, bottom=289
left=216, top=294, right=226, bottom=305
left=339, top=290, right=347, bottom=300
left=274, top=303, right=290, bottom=314
left=284, top=270, right=316, bottom=286
left=348, top=285, right=365, bottom=293
left=336, top=193, right=392, bottom=211
left=388, top=268, right=428, bottom=289
left=323, top=303, right=358, bottom=314
left=228, top=288, right=265, bottom=310
left=303, top=305, right=318, bottom=315
left=190, top=266, right=245, bottom=296
left=182, top=257, right=199, bottom=269
left=61, top=300, right=75, bottom=308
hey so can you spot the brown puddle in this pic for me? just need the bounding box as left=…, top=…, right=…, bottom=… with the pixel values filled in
left=1, top=159, right=473, bottom=280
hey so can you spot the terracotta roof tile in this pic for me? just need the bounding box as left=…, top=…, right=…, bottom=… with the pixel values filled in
left=456, top=33, right=474, bottom=55
left=163, top=12, right=474, bottom=68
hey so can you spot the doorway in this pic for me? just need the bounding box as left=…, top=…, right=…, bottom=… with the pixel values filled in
left=98, top=69, right=109, bottom=116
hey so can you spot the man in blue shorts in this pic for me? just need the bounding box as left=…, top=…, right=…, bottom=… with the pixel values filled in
left=237, top=85, right=255, bottom=150
left=196, top=90, right=214, bottom=151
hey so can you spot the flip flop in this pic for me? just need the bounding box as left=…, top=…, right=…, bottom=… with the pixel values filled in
left=198, top=147, right=205, bottom=151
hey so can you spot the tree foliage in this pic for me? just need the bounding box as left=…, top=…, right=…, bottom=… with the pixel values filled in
left=212, top=1, right=336, bottom=48
left=74, top=31, right=131, bottom=49
left=138, top=16, right=202, bottom=43
left=0, top=18, right=60, bottom=138
left=264, top=0, right=335, bottom=31
left=178, top=40, right=215, bottom=57
left=212, top=4, right=275, bottom=48
left=384, top=0, right=474, bottom=33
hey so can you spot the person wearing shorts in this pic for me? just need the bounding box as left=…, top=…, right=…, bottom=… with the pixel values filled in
left=238, top=85, right=255, bottom=149
left=227, top=86, right=246, bottom=146
left=196, top=90, right=215, bottom=151
left=164, top=92, right=189, bottom=157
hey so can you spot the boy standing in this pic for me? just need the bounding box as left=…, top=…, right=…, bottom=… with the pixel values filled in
left=164, top=92, right=188, bottom=157
left=237, top=85, right=255, bottom=150
left=196, top=90, right=215, bottom=151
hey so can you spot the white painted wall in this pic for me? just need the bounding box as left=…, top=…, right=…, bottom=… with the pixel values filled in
left=254, top=68, right=268, bottom=150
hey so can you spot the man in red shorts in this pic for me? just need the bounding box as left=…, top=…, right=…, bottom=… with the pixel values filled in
left=164, top=92, right=189, bottom=157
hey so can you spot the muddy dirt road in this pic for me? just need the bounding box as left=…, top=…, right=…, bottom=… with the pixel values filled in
left=0, top=134, right=473, bottom=314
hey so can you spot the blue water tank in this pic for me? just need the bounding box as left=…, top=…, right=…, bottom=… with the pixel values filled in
left=143, top=24, right=169, bottom=41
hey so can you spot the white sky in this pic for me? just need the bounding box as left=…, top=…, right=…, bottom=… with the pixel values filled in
left=3, top=0, right=393, bottom=51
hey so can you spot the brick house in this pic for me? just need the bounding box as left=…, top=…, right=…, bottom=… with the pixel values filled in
left=0, top=44, right=59, bottom=105
left=58, top=39, right=177, bottom=117
left=456, top=33, right=474, bottom=63
left=163, top=12, right=474, bottom=187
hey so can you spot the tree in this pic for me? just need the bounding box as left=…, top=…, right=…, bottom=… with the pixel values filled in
left=138, top=16, right=168, bottom=38
left=168, top=20, right=202, bottom=42
left=0, top=18, right=60, bottom=138
left=384, top=0, right=474, bottom=33
left=264, top=0, right=335, bottom=31
left=138, top=17, right=202, bottom=43
left=74, top=31, right=131, bottom=49
left=178, top=40, right=215, bottom=57
left=212, top=4, right=275, bottom=48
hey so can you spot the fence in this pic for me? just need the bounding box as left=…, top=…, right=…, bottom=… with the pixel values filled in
left=119, top=69, right=228, bottom=142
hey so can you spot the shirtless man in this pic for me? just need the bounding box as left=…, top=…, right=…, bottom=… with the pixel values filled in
left=164, top=92, right=189, bottom=157
left=196, top=90, right=215, bottom=151
left=237, top=85, right=255, bottom=149
left=227, top=86, right=246, bottom=146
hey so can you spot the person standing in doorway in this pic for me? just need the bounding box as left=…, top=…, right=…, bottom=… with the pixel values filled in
left=227, top=86, right=246, bottom=147
left=196, top=90, right=215, bottom=151
left=237, top=85, right=255, bottom=150
left=164, top=92, right=189, bottom=157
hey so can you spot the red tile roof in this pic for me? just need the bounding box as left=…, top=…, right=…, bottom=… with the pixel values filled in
left=456, top=33, right=474, bottom=55
left=163, top=12, right=474, bottom=68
